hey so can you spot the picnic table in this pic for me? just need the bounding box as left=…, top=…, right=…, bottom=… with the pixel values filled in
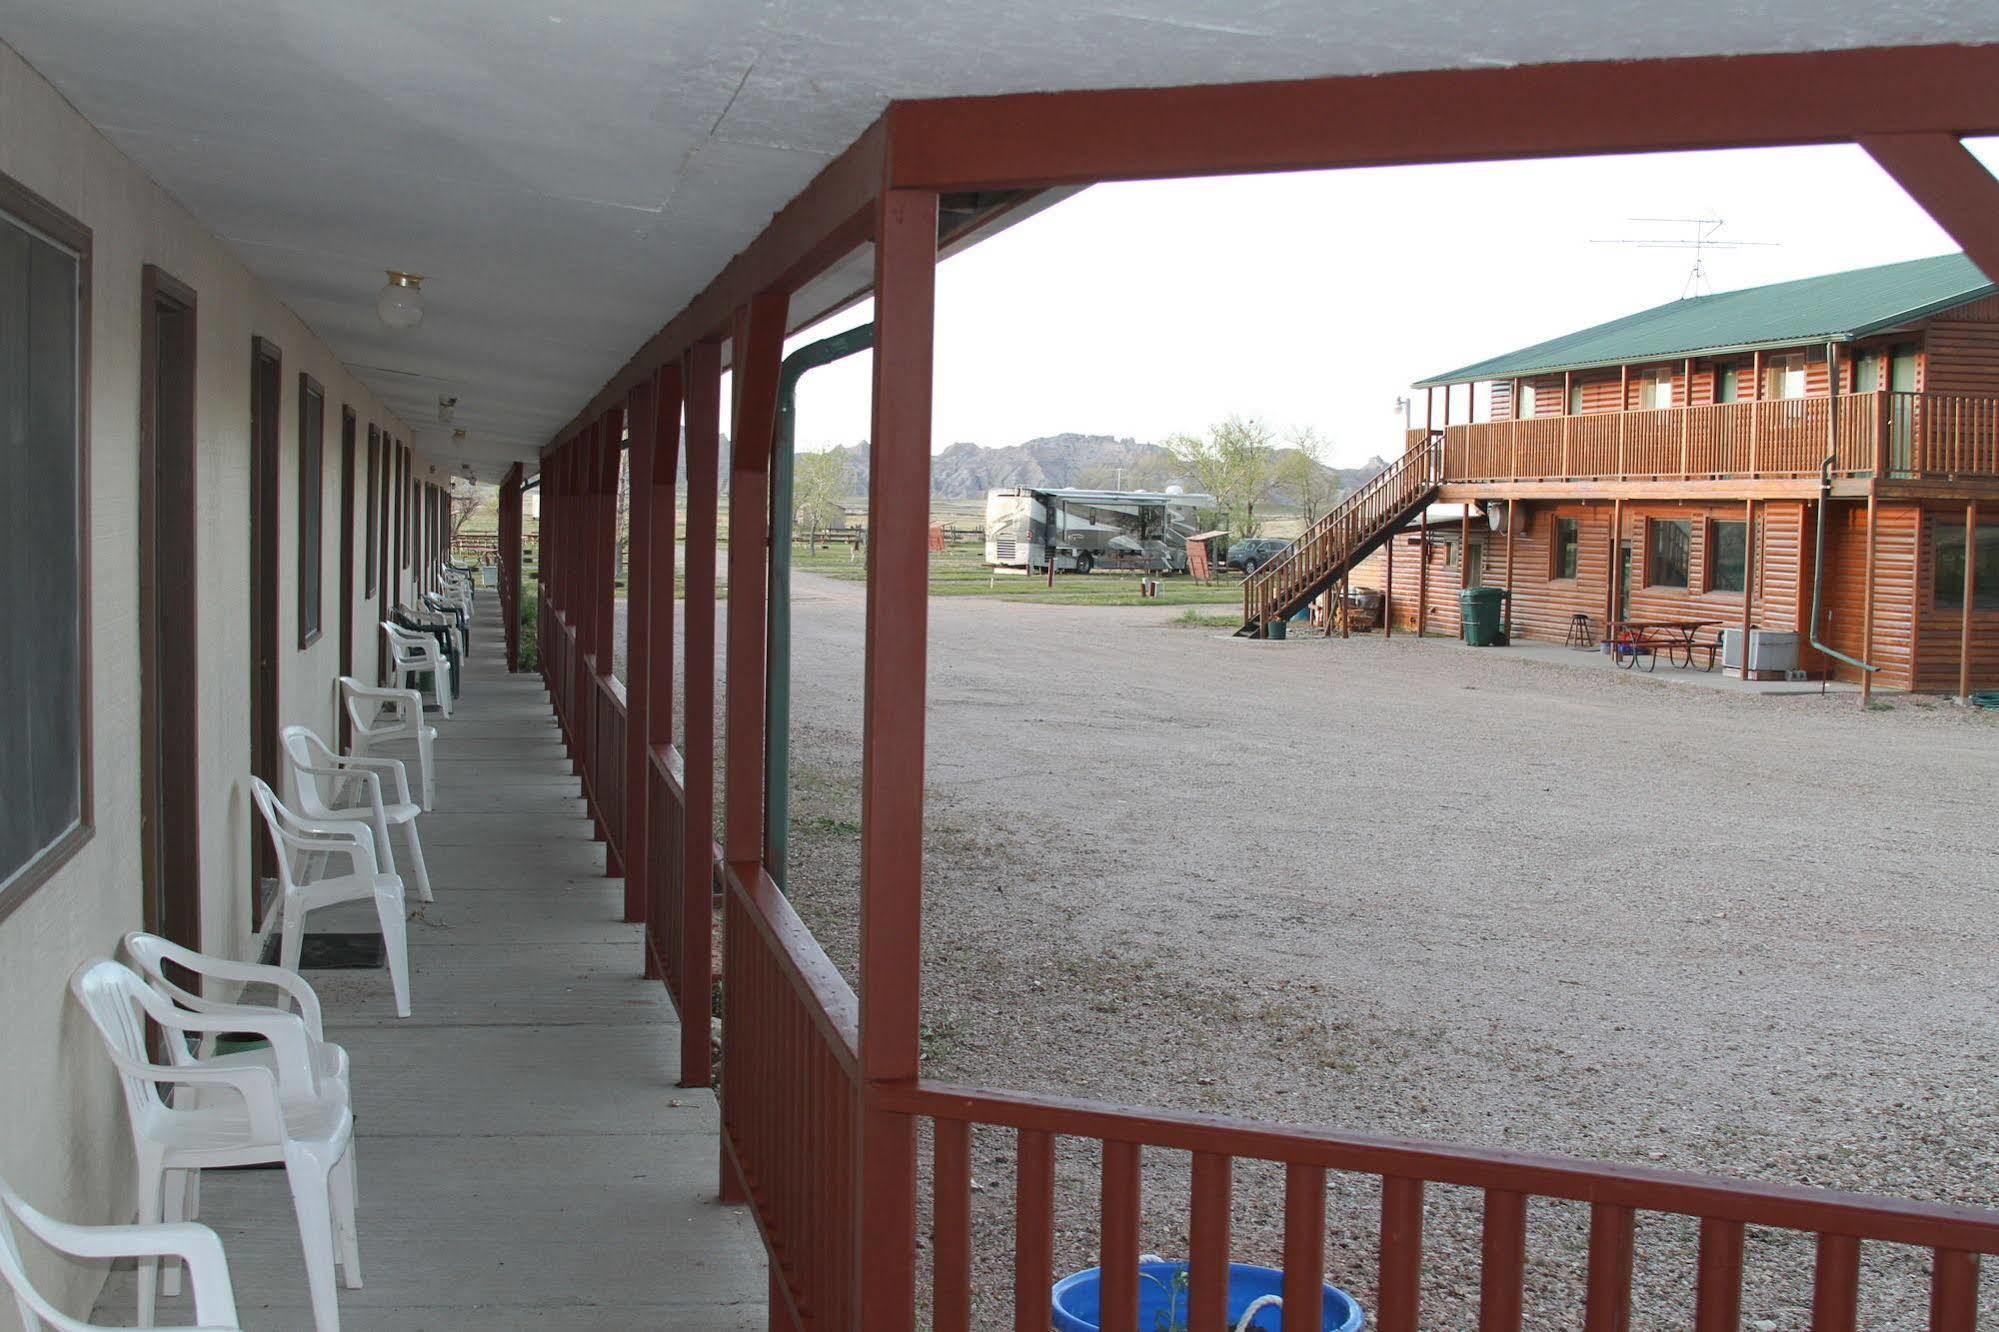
left=1608, top=619, right=1724, bottom=672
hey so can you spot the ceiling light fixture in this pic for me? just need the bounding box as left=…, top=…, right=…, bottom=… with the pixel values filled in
left=376, top=271, right=424, bottom=329
left=438, top=394, right=457, bottom=424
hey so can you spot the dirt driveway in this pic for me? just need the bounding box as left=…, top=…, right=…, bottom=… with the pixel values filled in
left=623, top=569, right=1999, bottom=1329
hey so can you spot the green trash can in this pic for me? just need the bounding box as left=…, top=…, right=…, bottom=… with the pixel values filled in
left=1459, top=587, right=1510, bottom=646
left=1264, top=617, right=1288, bottom=640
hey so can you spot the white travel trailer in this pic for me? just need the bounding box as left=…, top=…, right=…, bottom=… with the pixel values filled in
left=983, top=486, right=1212, bottom=574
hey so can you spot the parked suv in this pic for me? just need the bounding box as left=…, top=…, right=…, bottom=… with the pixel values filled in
left=1225, top=536, right=1290, bottom=574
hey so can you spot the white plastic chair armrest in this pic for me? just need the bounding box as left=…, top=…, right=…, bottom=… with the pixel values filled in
left=268, top=818, right=383, bottom=877
left=329, top=754, right=413, bottom=806
left=297, top=762, right=391, bottom=826
left=7, top=1202, right=240, bottom=1329
left=104, top=1052, right=284, bottom=1141
left=144, top=1006, right=320, bottom=1103
left=173, top=957, right=326, bottom=1039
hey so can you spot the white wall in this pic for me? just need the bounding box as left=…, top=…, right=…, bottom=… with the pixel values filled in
left=0, top=39, right=435, bottom=1327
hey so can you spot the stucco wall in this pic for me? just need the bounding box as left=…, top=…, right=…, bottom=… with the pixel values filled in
left=0, top=39, right=431, bottom=1326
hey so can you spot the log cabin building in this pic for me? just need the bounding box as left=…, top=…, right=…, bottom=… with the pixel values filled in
left=1331, top=253, right=1999, bottom=695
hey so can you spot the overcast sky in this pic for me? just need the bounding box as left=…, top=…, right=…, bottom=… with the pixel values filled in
left=773, top=141, right=1995, bottom=469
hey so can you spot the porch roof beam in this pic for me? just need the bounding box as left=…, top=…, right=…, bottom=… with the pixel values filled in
left=884, top=43, right=1999, bottom=192
left=1859, top=133, right=1999, bottom=282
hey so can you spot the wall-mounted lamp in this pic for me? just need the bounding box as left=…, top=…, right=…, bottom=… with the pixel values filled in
left=377, top=271, right=424, bottom=329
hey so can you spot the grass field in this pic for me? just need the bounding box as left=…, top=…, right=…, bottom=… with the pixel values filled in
left=791, top=544, right=1249, bottom=607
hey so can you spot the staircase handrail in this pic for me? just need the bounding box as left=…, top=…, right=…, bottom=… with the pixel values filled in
left=1242, top=433, right=1443, bottom=630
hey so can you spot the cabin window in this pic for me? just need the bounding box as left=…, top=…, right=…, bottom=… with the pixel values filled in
left=0, top=186, right=91, bottom=907
left=1646, top=518, right=1692, bottom=589
left=1566, top=379, right=1583, bottom=415
left=1854, top=351, right=1880, bottom=393
left=1552, top=517, right=1580, bottom=580
left=1516, top=382, right=1536, bottom=418
left=1707, top=519, right=1748, bottom=594
left=297, top=375, right=325, bottom=647
left=1638, top=367, right=1673, bottom=410
left=1766, top=352, right=1807, bottom=400
left=1714, top=363, right=1739, bottom=403
left=1933, top=520, right=1999, bottom=611
left=1888, top=343, right=1918, bottom=394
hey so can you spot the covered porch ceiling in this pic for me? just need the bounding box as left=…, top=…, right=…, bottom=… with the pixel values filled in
left=4, top=3, right=1993, bottom=482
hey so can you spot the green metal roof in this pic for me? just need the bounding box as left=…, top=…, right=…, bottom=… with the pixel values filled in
left=1415, top=252, right=1993, bottom=388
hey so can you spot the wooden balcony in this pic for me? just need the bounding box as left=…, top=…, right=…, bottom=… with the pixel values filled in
left=1440, top=390, right=1999, bottom=495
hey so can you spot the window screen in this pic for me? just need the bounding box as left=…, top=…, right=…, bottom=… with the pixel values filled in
left=0, top=204, right=87, bottom=897
left=1709, top=520, right=1747, bottom=593
left=1648, top=519, right=1691, bottom=588
left=1553, top=517, right=1579, bottom=580
left=1935, top=521, right=1999, bottom=611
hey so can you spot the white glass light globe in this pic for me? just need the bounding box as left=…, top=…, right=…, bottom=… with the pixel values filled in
left=377, top=274, right=424, bottom=329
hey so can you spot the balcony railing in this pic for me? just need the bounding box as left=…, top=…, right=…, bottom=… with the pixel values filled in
left=1442, top=390, right=1999, bottom=484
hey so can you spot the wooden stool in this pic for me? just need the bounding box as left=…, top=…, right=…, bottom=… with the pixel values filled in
left=1565, top=613, right=1593, bottom=649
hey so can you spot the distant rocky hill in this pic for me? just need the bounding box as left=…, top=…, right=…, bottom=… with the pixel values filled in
left=821, top=433, right=1387, bottom=503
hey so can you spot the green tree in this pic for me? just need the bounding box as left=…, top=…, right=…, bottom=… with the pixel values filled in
left=793, top=450, right=851, bottom=551
left=1278, top=426, right=1338, bottom=524
left=1164, top=415, right=1278, bottom=537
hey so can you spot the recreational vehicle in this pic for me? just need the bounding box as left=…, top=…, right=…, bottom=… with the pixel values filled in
left=983, top=486, right=1211, bottom=574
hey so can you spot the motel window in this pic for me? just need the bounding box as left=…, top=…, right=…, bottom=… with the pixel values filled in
left=1552, top=517, right=1579, bottom=580
left=297, top=375, right=325, bottom=646
left=0, top=183, right=90, bottom=908
left=1766, top=352, right=1807, bottom=400
left=364, top=427, right=379, bottom=589
left=1647, top=518, right=1691, bottom=589
left=1714, top=363, right=1739, bottom=403
left=1708, top=520, right=1748, bottom=594
left=1638, top=367, right=1673, bottom=410
left=1934, top=520, right=1999, bottom=611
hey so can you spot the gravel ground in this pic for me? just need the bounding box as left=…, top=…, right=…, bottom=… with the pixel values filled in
left=626, top=572, right=1999, bottom=1330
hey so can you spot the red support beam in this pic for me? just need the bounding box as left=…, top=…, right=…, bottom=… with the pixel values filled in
left=885, top=44, right=1999, bottom=192
left=680, top=342, right=721, bottom=1093
left=853, top=186, right=938, bottom=1332
left=648, top=364, right=685, bottom=751
left=498, top=463, right=523, bottom=671
left=623, top=379, right=655, bottom=924
left=723, top=290, right=788, bottom=869
left=1860, top=133, right=1999, bottom=282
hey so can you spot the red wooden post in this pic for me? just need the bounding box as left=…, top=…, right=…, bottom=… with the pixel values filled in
left=854, top=186, right=938, bottom=1332
left=1478, top=1189, right=1525, bottom=1332
left=681, top=345, right=721, bottom=1093
left=1376, top=1176, right=1423, bottom=1332
left=649, top=365, right=684, bottom=753
left=725, top=291, right=787, bottom=869
left=499, top=463, right=523, bottom=671
left=623, top=380, right=655, bottom=924
left=1188, top=1153, right=1231, bottom=1332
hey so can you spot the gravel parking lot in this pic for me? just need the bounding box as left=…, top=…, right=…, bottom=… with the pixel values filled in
left=635, top=569, right=1999, bottom=1329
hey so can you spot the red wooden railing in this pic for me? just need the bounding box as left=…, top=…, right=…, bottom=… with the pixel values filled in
left=645, top=746, right=687, bottom=991
left=585, top=672, right=627, bottom=866
left=881, top=1082, right=1999, bottom=1332
left=720, top=863, right=860, bottom=1332
left=1445, top=390, right=1997, bottom=485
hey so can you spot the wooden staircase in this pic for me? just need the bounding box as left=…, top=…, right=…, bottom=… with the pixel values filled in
left=1237, top=433, right=1444, bottom=636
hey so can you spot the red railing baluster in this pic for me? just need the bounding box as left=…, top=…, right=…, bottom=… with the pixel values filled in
left=1188, top=1152, right=1232, bottom=1332
left=1928, top=1248, right=1979, bottom=1332
left=1694, top=1216, right=1744, bottom=1332
left=1584, top=1202, right=1635, bottom=1332
left=1479, top=1188, right=1526, bottom=1332
left=1812, top=1233, right=1861, bottom=1332
left=1016, top=1129, right=1056, bottom=1332
left=1377, top=1175, right=1423, bottom=1332
left=934, top=1119, right=972, bottom=1332
left=1100, top=1140, right=1142, bottom=1332
left=1283, top=1164, right=1328, bottom=1332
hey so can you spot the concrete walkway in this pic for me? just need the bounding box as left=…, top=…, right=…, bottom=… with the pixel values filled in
left=97, top=593, right=764, bottom=1329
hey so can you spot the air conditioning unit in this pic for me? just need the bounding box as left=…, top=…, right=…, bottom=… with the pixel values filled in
left=1721, top=628, right=1800, bottom=674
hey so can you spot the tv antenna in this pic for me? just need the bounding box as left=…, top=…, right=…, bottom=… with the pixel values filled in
left=1591, top=216, right=1778, bottom=299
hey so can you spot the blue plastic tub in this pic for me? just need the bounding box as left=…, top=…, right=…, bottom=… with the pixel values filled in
left=1051, top=1259, right=1365, bottom=1332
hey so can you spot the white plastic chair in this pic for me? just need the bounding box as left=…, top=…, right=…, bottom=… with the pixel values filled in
left=250, top=776, right=413, bottom=1019
left=382, top=621, right=451, bottom=718
left=1, top=1172, right=242, bottom=1332
left=70, top=960, right=358, bottom=1332
left=280, top=725, right=432, bottom=906
left=340, top=676, right=436, bottom=810
left=123, top=932, right=352, bottom=1111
